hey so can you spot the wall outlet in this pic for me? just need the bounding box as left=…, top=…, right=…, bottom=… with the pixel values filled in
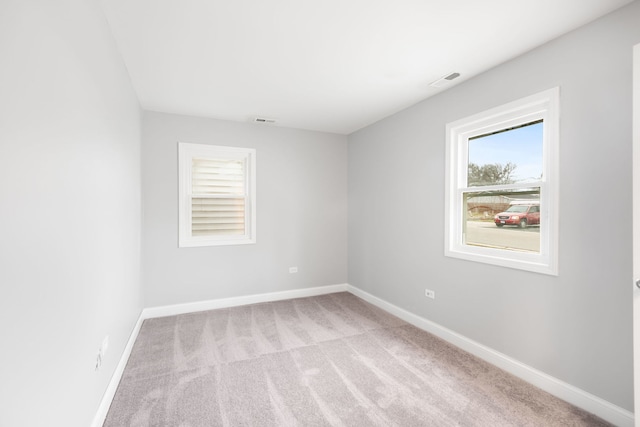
left=289, top=267, right=298, bottom=274
left=424, top=289, right=436, bottom=299
left=95, top=335, right=109, bottom=372
left=95, top=350, right=102, bottom=371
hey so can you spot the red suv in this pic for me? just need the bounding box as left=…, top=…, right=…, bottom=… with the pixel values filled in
left=494, top=203, right=540, bottom=228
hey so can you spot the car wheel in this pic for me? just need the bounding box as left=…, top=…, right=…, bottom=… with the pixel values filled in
left=496, top=223, right=504, bottom=227
left=519, top=219, right=527, bottom=229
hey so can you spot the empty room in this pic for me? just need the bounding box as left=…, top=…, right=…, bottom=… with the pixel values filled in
left=2, top=0, right=640, bottom=426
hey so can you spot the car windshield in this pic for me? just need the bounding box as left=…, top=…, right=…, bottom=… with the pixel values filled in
left=505, top=205, right=529, bottom=213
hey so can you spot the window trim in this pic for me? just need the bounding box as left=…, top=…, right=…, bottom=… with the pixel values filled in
left=444, top=88, right=559, bottom=275
left=178, top=142, right=256, bottom=248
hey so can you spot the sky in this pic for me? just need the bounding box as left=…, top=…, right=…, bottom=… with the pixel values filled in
left=468, top=121, right=543, bottom=183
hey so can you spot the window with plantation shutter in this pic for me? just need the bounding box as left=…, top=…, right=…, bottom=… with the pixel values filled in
left=179, top=143, right=256, bottom=247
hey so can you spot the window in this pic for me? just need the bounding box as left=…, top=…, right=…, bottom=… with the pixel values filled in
left=178, top=142, right=256, bottom=247
left=445, top=88, right=559, bottom=275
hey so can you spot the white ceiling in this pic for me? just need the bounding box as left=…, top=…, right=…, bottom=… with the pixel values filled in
left=100, top=0, right=633, bottom=135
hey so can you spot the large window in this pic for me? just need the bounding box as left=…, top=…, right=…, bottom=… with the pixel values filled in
left=178, top=142, right=256, bottom=247
left=445, top=88, right=559, bottom=275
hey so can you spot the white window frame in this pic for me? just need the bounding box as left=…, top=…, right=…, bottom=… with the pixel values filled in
left=445, top=88, right=559, bottom=275
left=178, top=142, right=256, bottom=247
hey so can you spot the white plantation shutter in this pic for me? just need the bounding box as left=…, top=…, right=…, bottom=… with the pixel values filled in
left=191, top=198, right=246, bottom=236
left=179, top=143, right=256, bottom=247
left=191, top=158, right=246, bottom=237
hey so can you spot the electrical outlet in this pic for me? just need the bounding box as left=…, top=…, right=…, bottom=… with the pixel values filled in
left=95, top=350, right=102, bottom=371
left=95, top=335, right=109, bottom=372
left=424, top=289, right=436, bottom=299
left=289, top=267, right=298, bottom=274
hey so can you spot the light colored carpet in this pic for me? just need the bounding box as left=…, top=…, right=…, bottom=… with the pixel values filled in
left=104, top=292, right=610, bottom=426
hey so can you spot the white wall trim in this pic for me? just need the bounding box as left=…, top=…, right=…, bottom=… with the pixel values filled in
left=90, top=313, right=145, bottom=427
left=346, top=284, right=634, bottom=427
left=92, top=283, right=633, bottom=427
left=633, top=42, right=640, bottom=427
left=444, top=88, right=559, bottom=276
left=142, top=283, right=349, bottom=319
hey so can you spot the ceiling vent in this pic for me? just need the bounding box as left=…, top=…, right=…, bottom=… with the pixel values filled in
left=429, top=72, right=461, bottom=88
left=253, top=116, right=276, bottom=125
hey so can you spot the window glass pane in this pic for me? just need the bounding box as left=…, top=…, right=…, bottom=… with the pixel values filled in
left=468, top=121, right=543, bottom=187
left=464, top=188, right=540, bottom=253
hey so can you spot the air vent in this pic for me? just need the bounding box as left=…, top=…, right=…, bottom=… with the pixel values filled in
left=429, top=72, right=461, bottom=88
left=253, top=117, right=276, bottom=124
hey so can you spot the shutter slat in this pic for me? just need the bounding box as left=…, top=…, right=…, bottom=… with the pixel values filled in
left=193, top=170, right=243, bottom=179
left=192, top=157, right=245, bottom=196
left=192, top=211, right=244, bottom=219
left=192, top=219, right=244, bottom=225
left=192, top=179, right=244, bottom=185
left=191, top=194, right=246, bottom=236
left=192, top=188, right=244, bottom=195
left=193, top=224, right=244, bottom=230
left=192, top=198, right=245, bottom=205
left=193, top=159, right=243, bottom=167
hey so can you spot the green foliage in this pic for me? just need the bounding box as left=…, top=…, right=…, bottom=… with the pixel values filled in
left=468, top=162, right=517, bottom=186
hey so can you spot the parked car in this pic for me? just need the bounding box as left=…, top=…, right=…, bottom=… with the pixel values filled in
left=494, top=202, right=540, bottom=228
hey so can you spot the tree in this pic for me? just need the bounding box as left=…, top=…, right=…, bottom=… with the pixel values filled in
left=468, top=162, right=517, bottom=186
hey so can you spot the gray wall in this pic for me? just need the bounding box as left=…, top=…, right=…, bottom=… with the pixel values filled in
left=348, top=1, right=640, bottom=412
left=1, top=0, right=635, bottom=423
left=0, top=0, right=142, bottom=426
left=142, top=112, right=348, bottom=307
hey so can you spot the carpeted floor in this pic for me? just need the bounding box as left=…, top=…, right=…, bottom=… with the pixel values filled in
left=104, top=292, right=610, bottom=426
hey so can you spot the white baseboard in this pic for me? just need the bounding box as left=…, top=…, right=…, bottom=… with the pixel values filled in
left=91, top=283, right=634, bottom=427
left=346, top=284, right=634, bottom=427
left=90, top=313, right=145, bottom=427
left=142, top=283, right=349, bottom=319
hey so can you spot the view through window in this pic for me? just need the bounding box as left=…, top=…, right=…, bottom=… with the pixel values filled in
left=464, top=121, right=543, bottom=253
